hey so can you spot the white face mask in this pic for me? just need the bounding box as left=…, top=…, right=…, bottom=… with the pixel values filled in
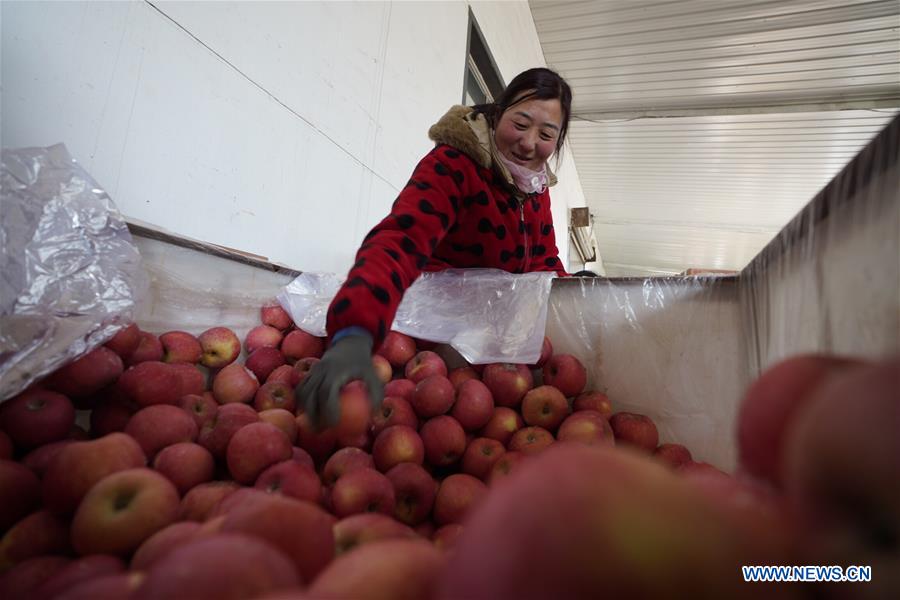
left=495, top=152, right=548, bottom=195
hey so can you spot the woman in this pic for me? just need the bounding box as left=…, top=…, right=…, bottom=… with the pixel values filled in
left=299, top=67, right=573, bottom=427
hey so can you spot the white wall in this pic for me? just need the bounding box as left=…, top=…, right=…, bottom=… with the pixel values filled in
left=2, top=0, right=583, bottom=273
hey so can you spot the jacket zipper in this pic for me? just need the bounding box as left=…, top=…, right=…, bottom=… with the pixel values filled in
left=519, top=199, right=529, bottom=272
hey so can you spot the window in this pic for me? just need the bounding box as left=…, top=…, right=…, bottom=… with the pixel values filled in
left=462, top=11, right=504, bottom=105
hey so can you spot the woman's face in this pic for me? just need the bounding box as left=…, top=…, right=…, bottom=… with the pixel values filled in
left=494, top=94, right=563, bottom=171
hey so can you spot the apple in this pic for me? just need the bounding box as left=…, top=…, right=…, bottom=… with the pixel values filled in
left=0, top=556, right=72, bottom=600
left=265, top=364, right=295, bottom=387
left=213, top=490, right=335, bottom=582
left=372, top=354, right=393, bottom=384
left=404, top=351, right=448, bottom=383
left=461, top=437, right=505, bottom=481
left=197, top=327, right=241, bottom=369
left=738, top=354, right=860, bottom=487
left=212, top=363, right=260, bottom=404
left=521, top=385, right=570, bottom=432
left=323, top=447, right=375, bottom=487
left=557, top=410, right=615, bottom=448
left=309, top=539, right=445, bottom=600
left=20, top=440, right=75, bottom=478
left=448, top=366, right=480, bottom=390
left=573, top=390, right=613, bottom=418
left=371, top=396, right=418, bottom=437
left=541, top=354, right=587, bottom=398
left=450, top=379, right=494, bottom=431
left=280, top=329, right=325, bottom=363
left=438, top=444, right=791, bottom=599
left=333, top=513, right=417, bottom=555
left=331, top=467, right=396, bottom=518
left=294, top=413, right=337, bottom=466
left=42, top=433, right=146, bottom=515
left=433, top=523, right=465, bottom=552
left=482, top=363, right=533, bottom=408
left=131, top=521, right=202, bottom=570
left=104, top=323, right=141, bottom=358
left=197, top=402, right=259, bottom=460
left=0, top=389, right=75, bottom=449
left=488, top=451, right=527, bottom=485
left=89, top=394, right=136, bottom=437
left=290, top=446, right=315, bottom=469
left=152, top=442, right=214, bottom=495
left=291, top=356, right=319, bottom=387
left=0, top=509, right=70, bottom=571
left=479, top=407, right=524, bottom=446
left=254, top=381, right=295, bottom=413
left=54, top=572, right=145, bottom=599
left=528, top=336, right=553, bottom=369
left=508, top=426, right=554, bottom=456
left=259, top=408, right=299, bottom=444
left=335, top=381, right=375, bottom=448
left=34, top=554, right=126, bottom=599
left=125, top=331, right=164, bottom=366
left=45, top=346, right=123, bottom=399
left=383, top=378, right=416, bottom=403
left=411, top=375, right=456, bottom=419
left=133, top=533, right=299, bottom=599
left=159, top=331, right=202, bottom=364
left=433, top=473, right=487, bottom=526
left=420, top=416, right=466, bottom=466
left=654, top=443, right=693, bottom=469
left=125, top=404, right=199, bottom=459
left=244, top=325, right=284, bottom=355
left=385, top=462, right=438, bottom=526
left=377, top=331, right=417, bottom=369
left=226, top=422, right=293, bottom=485
left=245, top=347, right=286, bottom=383
left=71, top=468, right=180, bottom=556
left=117, top=361, right=181, bottom=407
left=178, top=481, right=241, bottom=522
left=609, top=412, right=659, bottom=452
left=255, top=459, right=322, bottom=505
left=177, top=393, right=218, bottom=429
left=372, top=425, right=424, bottom=472
left=260, top=302, right=293, bottom=330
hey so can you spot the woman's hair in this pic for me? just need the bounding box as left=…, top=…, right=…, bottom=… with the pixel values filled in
left=472, top=67, right=573, bottom=157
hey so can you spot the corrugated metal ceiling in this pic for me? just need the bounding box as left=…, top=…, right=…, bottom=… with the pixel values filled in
left=529, top=0, right=900, bottom=275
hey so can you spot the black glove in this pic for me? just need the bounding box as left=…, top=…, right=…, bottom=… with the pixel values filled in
left=296, top=333, right=384, bottom=429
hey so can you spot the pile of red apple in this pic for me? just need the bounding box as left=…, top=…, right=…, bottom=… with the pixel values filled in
left=0, top=302, right=896, bottom=600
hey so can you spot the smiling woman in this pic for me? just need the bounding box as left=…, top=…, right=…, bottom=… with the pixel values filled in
left=296, top=67, right=575, bottom=429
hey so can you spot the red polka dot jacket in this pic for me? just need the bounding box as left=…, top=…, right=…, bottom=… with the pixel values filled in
left=326, top=105, right=570, bottom=350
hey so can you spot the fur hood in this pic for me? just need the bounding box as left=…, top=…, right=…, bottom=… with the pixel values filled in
left=427, top=105, right=558, bottom=190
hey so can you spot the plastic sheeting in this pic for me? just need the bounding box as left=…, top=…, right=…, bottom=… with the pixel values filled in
left=0, top=144, right=148, bottom=401
left=278, top=269, right=556, bottom=365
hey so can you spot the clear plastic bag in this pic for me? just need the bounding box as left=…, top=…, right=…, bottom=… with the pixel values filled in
left=278, top=269, right=557, bottom=364
left=0, top=144, right=148, bottom=401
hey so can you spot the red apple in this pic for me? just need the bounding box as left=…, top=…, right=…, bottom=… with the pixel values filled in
left=0, top=556, right=72, bottom=600
left=259, top=408, right=299, bottom=444
left=372, top=425, right=425, bottom=472
left=35, top=554, right=126, bottom=599
left=281, top=329, right=324, bottom=362
left=178, top=481, right=241, bottom=522
left=521, top=385, right=570, bottom=432
left=508, top=426, right=554, bottom=456
left=448, top=366, right=480, bottom=390
left=291, top=356, right=319, bottom=387
left=46, top=346, right=123, bottom=399
left=0, top=509, right=70, bottom=571
left=125, top=331, right=164, bottom=366
left=244, top=325, right=284, bottom=355
left=71, top=468, right=180, bottom=556
left=573, top=390, right=613, bottom=418
left=0, top=389, right=75, bottom=449
left=58, top=572, right=146, bottom=599
left=384, top=378, right=416, bottom=403
left=104, top=323, right=141, bottom=358
left=197, top=402, right=259, bottom=460
left=371, top=396, right=418, bottom=437
left=450, top=379, right=494, bottom=431
left=654, top=443, right=693, bottom=469
left=420, top=416, right=466, bottom=466
left=125, top=404, right=198, bottom=459
left=260, top=303, right=293, bottom=331
left=541, top=354, right=587, bottom=398
left=130, top=521, right=202, bottom=570
left=117, top=361, right=181, bottom=407
left=335, top=382, right=374, bottom=448
left=20, top=440, right=76, bottom=478
left=461, top=437, right=505, bottom=481
left=609, top=412, right=659, bottom=452
left=89, top=394, right=136, bottom=437
left=433, top=473, right=487, bottom=526
left=255, top=459, right=322, bottom=505
left=159, top=331, right=202, bottom=364
left=245, top=347, right=286, bottom=383
left=557, top=410, right=615, bottom=448
left=333, top=513, right=417, bottom=555
left=152, top=442, right=214, bottom=495
left=482, top=363, right=533, bottom=408
left=377, top=331, right=417, bottom=369
left=226, top=422, right=293, bottom=485
left=212, top=363, right=260, bottom=404
left=385, top=462, right=438, bottom=526
left=480, top=407, right=524, bottom=446
left=254, top=381, right=295, bottom=413
left=42, top=433, right=146, bottom=515
left=265, top=364, right=295, bottom=387
left=323, top=447, right=375, bottom=487
left=294, top=413, right=337, bottom=466
left=411, top=375, right=455, bottom=419
left=197, top=327, right=241, bottom=369
left=488, top=451, right=526, bottom=485
left=331, top=468, right=396, bottom=518
left=177, top=393, right=218, bottom=429
left=404, top=351, right=447, bottom=383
